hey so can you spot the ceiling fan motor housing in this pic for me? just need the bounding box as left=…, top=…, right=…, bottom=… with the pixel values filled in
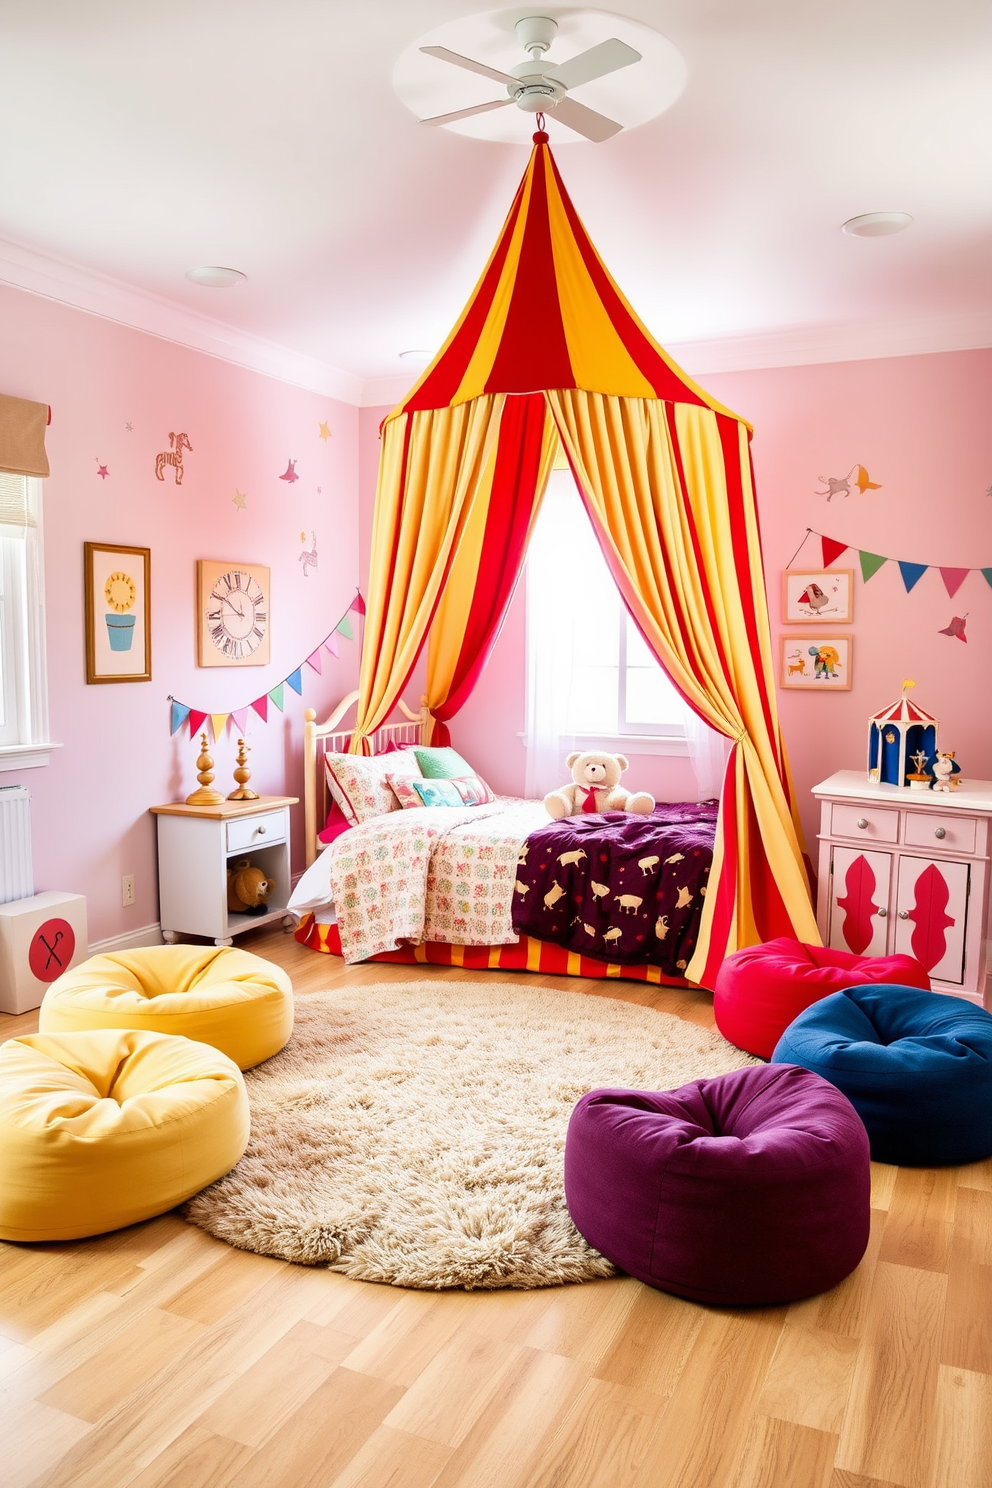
left=514, top=16, right=559, bottom=56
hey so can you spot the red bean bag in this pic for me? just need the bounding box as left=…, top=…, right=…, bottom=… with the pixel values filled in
left=713, top=938, right=930, bottom=1060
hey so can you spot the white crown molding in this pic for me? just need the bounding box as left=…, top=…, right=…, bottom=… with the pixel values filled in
left=0, top=234, right=363, bottom=405
left=361, top=374, right=417, bottom=408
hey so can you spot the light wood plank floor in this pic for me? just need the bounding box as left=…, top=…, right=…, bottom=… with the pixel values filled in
left=2, top=927, right=990, bottom=1488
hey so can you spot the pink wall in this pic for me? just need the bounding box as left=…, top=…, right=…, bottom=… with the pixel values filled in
left=361, top=347, right=992, bottom=850
left=1, top=283, right=360, bottom=944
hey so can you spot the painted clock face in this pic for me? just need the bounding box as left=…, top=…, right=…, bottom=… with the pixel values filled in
left=104, top=571, right=136, bottom=612
left=206, top=569, right=268, bottom=661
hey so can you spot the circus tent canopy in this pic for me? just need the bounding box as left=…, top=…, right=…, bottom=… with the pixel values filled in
left=356, top=130, right=817, bottom=984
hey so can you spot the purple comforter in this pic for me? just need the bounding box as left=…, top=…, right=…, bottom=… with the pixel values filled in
left=511, top=801, right=717, bottom=975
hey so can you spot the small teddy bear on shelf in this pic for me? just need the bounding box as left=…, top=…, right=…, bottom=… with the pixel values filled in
left=930, top=751, right=962, bottom=793
left=544, top=750, right=655, bottom=819
left=226, top=858, right=273, bottom=915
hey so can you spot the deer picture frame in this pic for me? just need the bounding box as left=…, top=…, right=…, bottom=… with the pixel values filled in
left=780, top=634, right=852, bottom=691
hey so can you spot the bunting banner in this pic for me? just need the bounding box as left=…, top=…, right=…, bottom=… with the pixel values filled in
left=167, top=591, right=364, bottom=740
left=790, top=529, right=992, bottom=598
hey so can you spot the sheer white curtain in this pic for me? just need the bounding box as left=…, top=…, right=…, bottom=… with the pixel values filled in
left=681, top=703, right=732, bottom=801
left=524, top=471, right=577, bottom=798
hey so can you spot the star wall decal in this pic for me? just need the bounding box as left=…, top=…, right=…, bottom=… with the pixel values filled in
left=124, top=422, right=133, bottom=433
left=96, top=461, right=109, bottom=479
left=233, top=489, right=247, bottom=511
left=318, top=421, right=331, bottom=441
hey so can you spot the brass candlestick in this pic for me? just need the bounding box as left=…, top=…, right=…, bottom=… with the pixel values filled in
left=185, top=733, right=226, bottom=806
left=227, top=737, right=259, bottom=801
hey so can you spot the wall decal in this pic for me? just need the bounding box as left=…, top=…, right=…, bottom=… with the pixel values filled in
left=232, top=489, right=247, bottom=511
left=815, top=464, right=882, bottom=500
left=937, top=614, right=968, bottom=642
left=299, top=530, right=318, bottom=577
left=96, top=461, right=109, bottom=480
left=125, top=422, right=133, bottom=433
left=318, top=421, right=331, bottom=441
left=154, top=431, right=193, bottom=484
left=279, top=458, right=299, bottom=483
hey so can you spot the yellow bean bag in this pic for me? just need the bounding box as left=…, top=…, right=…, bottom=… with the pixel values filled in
left=39, top=945, right=293, bottom=1071
left=0, top=1029, right=249, bottom=1242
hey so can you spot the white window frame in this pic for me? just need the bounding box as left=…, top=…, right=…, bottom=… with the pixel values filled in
left=0, top=475, right=56, bottom=770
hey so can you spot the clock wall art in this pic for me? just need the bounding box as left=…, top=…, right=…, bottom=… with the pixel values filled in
left=197, top=559, right=271, bottom=667
left=84, top=542, right=152, bottom=684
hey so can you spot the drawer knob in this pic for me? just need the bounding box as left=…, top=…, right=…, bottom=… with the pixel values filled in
left=877, top=907, right=887, bottom=918
left=934, top=826, right=946, bottom=840
left=898, top=910, right=909, bottom=919
left=856, top=817, right=869, bottom=830
left=256, top=825, right=267, bottom=835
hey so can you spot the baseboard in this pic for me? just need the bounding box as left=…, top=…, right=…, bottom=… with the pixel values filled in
left=88, top=922, right=163, bottom=956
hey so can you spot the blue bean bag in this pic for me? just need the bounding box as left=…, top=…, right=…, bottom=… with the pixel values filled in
left=773, top=983, right=992, bottom=1167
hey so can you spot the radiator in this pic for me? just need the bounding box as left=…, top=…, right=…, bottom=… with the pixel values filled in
left=0, top=785, right=34, bottom=904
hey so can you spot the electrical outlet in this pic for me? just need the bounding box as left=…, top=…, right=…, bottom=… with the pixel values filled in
left=122, top=874, right=135, bottom=907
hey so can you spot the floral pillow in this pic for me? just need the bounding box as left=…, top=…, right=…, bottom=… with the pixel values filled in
left=324, top=750, right=422, bottom=826
left=394, top=774, right=494, bottom=809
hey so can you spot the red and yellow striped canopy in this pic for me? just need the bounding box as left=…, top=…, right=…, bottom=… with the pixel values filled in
left=391, top=134, right=746, bottom=425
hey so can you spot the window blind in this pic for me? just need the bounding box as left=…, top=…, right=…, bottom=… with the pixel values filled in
left=0, top=394, right=50, bottom=478
left=0, top=472, right=34, bottom=531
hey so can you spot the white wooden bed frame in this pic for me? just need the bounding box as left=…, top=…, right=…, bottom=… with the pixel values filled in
left=303, top=692, right=433, bottom=866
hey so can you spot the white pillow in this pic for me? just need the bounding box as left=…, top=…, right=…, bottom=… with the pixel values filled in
left=324, top=750, right=422, bottom=826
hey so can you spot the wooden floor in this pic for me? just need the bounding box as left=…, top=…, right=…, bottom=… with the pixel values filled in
left=2, top=927, right=990, bottom=1488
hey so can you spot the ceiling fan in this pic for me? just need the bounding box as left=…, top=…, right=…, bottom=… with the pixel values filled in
left=419, top=15, right=642, bottom=143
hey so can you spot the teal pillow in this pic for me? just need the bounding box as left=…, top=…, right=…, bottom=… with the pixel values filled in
left=413, top=746, right=475, bottom=780
left=411, top=778, right=465, bottom=808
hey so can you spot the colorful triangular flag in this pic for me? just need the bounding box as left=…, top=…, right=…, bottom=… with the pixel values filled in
left=251, top=695, right=268, bottom=723
left=306, top=649, right=322, bottom=674
left=210, top=713, right=228, bottom=742
left=898, top=561, right=928, bottom=593
left=268, top=683, right=284, bottom=712
left=981, top=568, right=992, bottom=590
left=336, top=614, right=354, bottom=641
left=188, top=710, right=207, bottom=739
left=351, top=593, right=366, bottom=616
left=821, top=536, right=848, bottom=567
left=939, top=567, right=969, bottom=598
left=325, top=632, right=340, bottom=657
left=859, top=551, right=887, bottom=582
left=232, top=708, right=248, bottom=733
left=286, top=668, right=303, bottom=695
left=170, top=700, right=191, bottom=736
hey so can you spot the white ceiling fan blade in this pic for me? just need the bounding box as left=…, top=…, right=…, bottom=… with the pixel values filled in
left=545, top=39, right=642, bottom=92
left=551, top=96, right=624, bottom=143
left=420, top=98, right=514, bottom=127
left=420, top=46, right=517, bottom=87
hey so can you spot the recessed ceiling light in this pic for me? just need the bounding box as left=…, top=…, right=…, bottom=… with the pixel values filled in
left=185, top=265, right=247, bottom=287
left=842, top=212, right=913, bottom=238
left=399, top=348, right=432, bottom=363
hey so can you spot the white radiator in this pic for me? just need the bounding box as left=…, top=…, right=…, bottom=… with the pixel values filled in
left=0, top=785, right=34, bottom=904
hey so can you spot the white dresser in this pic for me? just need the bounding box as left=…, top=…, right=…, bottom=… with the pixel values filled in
left=812, top=771, right=991, bottom=1006
left=151, top=795, right=298, bottom=946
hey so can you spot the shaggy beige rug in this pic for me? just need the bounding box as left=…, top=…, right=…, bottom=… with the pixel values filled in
left=185, top=979, right=757, bottom=1290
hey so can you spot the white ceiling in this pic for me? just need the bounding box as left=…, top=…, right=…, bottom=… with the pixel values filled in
left=1, top=1, right=991, bottom=404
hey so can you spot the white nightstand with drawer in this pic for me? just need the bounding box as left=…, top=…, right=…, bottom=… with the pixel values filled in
left=150, top=795, right=298, bottom=945
left=812, top=771, right=992, bottom=1005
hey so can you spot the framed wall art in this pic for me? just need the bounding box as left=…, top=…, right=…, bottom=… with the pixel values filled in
left=197, top=560, right=271, bottom=667
left=783, top=568, right=854, bottom=624
left=84, top=542, right=151, bottom=684
left=780, top=635, right=852, bottom=690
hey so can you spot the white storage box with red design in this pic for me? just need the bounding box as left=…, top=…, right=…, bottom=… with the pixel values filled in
left=0, top=891, right=88, bottom=1014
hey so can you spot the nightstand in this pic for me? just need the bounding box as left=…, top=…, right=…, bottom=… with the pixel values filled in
left=150, top=795, right=299, bottom=946
left=812, top=771, right=991, bottom=1006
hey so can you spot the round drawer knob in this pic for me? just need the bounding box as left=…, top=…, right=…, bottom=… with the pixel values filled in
left=877, top=907, right=887, bottom=918
left=856, top=817, right=869, bottom=830
left=898, top=910, right=909, bottom=919
left=256, top=825, right=266, bottom=835
left=934, top=826, right=946, bottom=840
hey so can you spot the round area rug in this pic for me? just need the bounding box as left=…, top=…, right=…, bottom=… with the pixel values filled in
left=185, top=979, right=758, bottom=1290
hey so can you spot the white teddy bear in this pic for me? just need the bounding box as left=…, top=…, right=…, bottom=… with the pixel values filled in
left=544, top=750, right=655, bottom=819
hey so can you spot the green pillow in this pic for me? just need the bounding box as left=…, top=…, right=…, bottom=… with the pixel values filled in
left=413, top=746, right=475, bottom=780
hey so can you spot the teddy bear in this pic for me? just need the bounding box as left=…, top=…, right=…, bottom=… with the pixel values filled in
left=226, top=858, right=273, bottom=915
left=930, top=751, right=961, bottom=792
left=544, top=751, right=655, bottom=819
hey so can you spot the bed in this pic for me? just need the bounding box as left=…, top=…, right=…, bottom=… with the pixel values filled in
left=290, top=695, right=717, bottom=988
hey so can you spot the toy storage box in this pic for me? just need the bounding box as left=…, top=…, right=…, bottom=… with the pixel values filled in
left=0, top=891, right=88, bottom=1014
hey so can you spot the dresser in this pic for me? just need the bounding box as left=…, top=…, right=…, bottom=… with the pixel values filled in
left=150, top=795, right=298, bottom=946
left=812, top=771, right=991, bottom=1005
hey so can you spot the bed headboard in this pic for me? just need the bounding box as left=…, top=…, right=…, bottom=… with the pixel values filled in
left=303, top=692, right=433, bottom=866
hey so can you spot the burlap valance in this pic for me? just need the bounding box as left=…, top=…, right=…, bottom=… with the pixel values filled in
left=0, top=394, right=50, bottom=478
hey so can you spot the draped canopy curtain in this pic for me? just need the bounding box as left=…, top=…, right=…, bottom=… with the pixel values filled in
left=352, top=132, right=818, bottom=983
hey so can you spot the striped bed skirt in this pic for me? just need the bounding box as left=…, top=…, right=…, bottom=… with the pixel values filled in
left=294, top=913, right=689, bottom=987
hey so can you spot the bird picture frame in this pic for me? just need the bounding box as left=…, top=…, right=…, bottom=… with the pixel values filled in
left=783, top=568, right=854, bottom=624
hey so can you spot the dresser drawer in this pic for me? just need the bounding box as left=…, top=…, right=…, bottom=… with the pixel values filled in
left=904, top=810, right=976, bottom=855
left=830, top=802, right=900, bottom=843
left=227, top=811, right=285, bottom=854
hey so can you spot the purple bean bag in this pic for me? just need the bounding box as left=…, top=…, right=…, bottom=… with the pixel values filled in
left=564, top=1063, right=871, bottom=1305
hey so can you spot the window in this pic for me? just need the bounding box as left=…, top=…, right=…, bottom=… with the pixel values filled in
left=526, top=467, right=685, bottom=745
left=0, top=473, right=52, bottom=768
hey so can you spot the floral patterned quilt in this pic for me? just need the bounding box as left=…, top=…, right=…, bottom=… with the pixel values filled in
left=329, top=798, right=548, bottom=963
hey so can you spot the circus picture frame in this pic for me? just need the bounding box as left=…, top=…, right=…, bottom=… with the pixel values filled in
left=783, top=568, right=854, bottom=624
left=780, top=635, right=852, bottom=691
